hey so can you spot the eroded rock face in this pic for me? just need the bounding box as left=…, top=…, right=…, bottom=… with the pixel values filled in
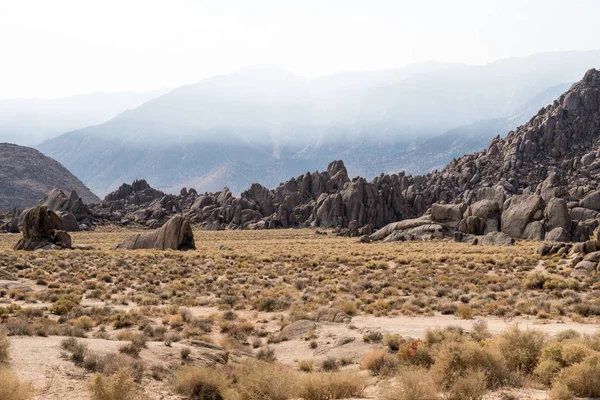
left=38, top=189, right=92, bottom=231
left=13, top=206, right=71, bottom=251
left=116, top=215, right=195, bottom=250
left=85, top=69, right=600, bottom=246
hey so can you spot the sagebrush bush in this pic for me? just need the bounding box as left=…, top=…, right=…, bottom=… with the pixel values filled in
left=0, top=368, right=34, bottom=400
left=236, top=361, right=298, bottom=400
left=494, top=325, right=545, bottom=374
left=379, top=366, right=438, bottom=400
left=299, top=371, right=367, bottom=400
left=361, top=350, right=398, bottom=376
left=555, top=353, right=600, bottom=397
left=431, top=339, right=509, bottom=390
left=174, top=366, right=228, bottom=400
left=0, top=327, right=9, bottom=364
left=87, top=369, right=146, bottom=400
left=549, top=382, right=574, bottom=400
left=445, top=369, right=487, bottom=400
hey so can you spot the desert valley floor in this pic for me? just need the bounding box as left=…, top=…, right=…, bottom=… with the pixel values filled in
left=1, top=229, right=600, bottom=400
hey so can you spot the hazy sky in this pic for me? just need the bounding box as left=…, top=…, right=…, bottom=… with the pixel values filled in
left=2, top=0, right=600, bottom=99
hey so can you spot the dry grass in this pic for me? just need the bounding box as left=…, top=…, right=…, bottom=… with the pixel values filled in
left=173, top=366, right=229, bottom=400
left=0, top=327, right=9, bottom=364
left=298, top=371, right=368, bottom=400
left=379, top=366, right=439, bottom=400
left=1, top=229, right=600, bottom=399
left=0, top=368, right=34, bottom=400
left=87, top=368, right=146, bottom=400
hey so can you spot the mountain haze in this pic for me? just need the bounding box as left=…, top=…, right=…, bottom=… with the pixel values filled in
left=0, top=89, right=168, bottom=145
left=38, top=51, right=600, bottom=196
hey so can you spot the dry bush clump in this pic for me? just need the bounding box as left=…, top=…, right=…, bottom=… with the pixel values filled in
left=87, top=368, right=146, bottom=400
left=361, top=349, right=398, bottom=376
left=298, top=371, right=368, bottom=400
left=0, top=368, right=34, bottom=400
left=0, top=327, right=9, bottom=364
left=174, top=366, right=229, bottom=400
left=379, top=366, right=438, bottom=400
left=235, top=360, right=299, bottom=400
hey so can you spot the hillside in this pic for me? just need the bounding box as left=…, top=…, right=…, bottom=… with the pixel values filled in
left=37, top=51, right=600, bottom=196
left=0, top=143, right=99, bottom=210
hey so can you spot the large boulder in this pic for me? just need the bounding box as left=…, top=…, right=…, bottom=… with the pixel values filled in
left=314, top=308, right=351, bottom=323
left=579, top=190, right=600, bottom=211
left=13, top=206, right=72, bottom=251
left=430, top=203, right=466, bottom=222
left=277, top=320, right=318, bottom=341
left=545, top=227, right=570, bottom=243
left=501, top=195, right=545, bottom=239
left=545, top=198, right=571, bottom=235
left=116, top=215, right=195, bottom=250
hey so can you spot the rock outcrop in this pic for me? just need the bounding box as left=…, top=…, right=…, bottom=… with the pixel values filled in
left=116, top=215, right=195, bottom=250
left=13, top=206, right=72, bottom=251
left=82, top=69, right=600, bottom=247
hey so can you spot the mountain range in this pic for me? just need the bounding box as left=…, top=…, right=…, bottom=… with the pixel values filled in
left=34, top=50, right=600, bottom=197
left=0, top=89, right=167, bottom=145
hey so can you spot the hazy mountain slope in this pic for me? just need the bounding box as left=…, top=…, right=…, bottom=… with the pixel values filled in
left=0, top=143, right=99, bottom=210
left=0, top=89, right=168, bottom=145
left=38, top=51, right=600, bottom=196
left=387, top=82, right=573, bottom=175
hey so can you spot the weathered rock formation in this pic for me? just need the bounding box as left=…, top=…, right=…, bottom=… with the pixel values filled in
left=116, top=215, right=195, bottom=250
left=13, top=206, right=72, bottom=250
left=84, top=69, right=600, bottom=247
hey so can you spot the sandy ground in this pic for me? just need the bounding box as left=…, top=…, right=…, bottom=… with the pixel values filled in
left=8, top=308, right=600, bottom=400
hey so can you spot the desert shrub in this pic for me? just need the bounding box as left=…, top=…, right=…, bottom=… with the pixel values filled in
left=0, top=368, right=34, bottom=400
left=494, top=325, right=545, bottom=374
left=83, top=352, right=145, bottom=383
left=61, top=337, right=87, bottom=364
left=51, top=294, right=81, bottom=315
left=548, top=382, right=574, bottom=400
left=321, top=357, right=339, bottom=372
left=119, top=343, right=141, bottom=357
left=379, top=366, right=438, bottom=400
left=457, top=304, right=473, bottom=320
left=554, top=353, right=600, bottom=397
left=534, top=342, right=592, bottom=385
left=397, top=339, right=434, bottom=368
left=298, top=359, right=314, bottom=372
left=256, top=347, right=276, bottom=363
left=384, top=334, right=403, bottom=352
left=361, top=350, right=398, bottom=376
left=0, top=327, right=9, bottom=364
left=431, top=339, right=509, bottom=390
left=336, top=301, right=357, bottom=316
left=236, top=361, right=298, bottom=400
left=174, top=366, right=229, bottom=400
left=87, top=369, right=146, bottom=400
left=299, top=371, right=367, bottom=400
left=180, top=347, right=192, bottom=360
left=471, top=320, right=491, bottom=342
left=445, top=370, right=487, bottom=400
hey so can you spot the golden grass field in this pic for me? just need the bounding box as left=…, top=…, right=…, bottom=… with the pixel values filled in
left=0, top=229, right=599, bottom=400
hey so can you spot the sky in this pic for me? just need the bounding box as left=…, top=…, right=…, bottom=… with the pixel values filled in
left=1, top=0, right=600, bottom=99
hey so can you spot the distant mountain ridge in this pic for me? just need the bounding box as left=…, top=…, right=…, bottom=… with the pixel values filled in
left=0, top=143, right=99, bottom=210
left=37, top=51, right=600, bottom=196
left=0, top=89, right=168, bottom=146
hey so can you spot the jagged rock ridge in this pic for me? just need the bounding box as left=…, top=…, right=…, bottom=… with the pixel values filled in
left=88, top=69, right=600, bottom=245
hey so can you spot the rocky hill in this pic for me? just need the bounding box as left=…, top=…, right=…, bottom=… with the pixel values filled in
left=88, top=68, right=600, bottom=246
left=0, top=143, right=100, bottom=210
